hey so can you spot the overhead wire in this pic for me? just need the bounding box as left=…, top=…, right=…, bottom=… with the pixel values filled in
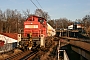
left=30, top=0, right=39, bottom=9
left=30, top=0, right=49, bottom=20
left=30, top=0, right=44, bottom=11
left=36, top=0, right=43, bottom=10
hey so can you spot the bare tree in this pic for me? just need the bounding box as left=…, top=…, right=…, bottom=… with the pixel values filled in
left=47, top=20, right=55, bottom=28
left=55, top=18, right=69, bottom=29
left=23, top=9, right=30, bottom=18
left=35, top=9, right=50, bottom=20
left=0, top=10, right=3, bottom=32
left=47, top=18, right=72, bottom=29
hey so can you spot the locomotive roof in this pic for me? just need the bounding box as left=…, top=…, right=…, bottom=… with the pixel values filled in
left=26, top=15, right=47, bottom=21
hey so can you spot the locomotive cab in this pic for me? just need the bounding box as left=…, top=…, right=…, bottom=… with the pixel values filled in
left=24, top=15, right=47, bottom=38
left=38, top=17, right=44, bottom=24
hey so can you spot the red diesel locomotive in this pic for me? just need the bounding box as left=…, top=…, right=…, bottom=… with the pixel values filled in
left=19, top=15, right=47, bottom=50
left=24, top=15, right=47, bottom=38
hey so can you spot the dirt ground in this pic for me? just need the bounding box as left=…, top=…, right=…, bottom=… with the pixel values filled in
left=0, top=49, right=22, bottom=59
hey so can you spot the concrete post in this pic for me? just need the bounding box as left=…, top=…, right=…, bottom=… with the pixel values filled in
left=58, top=40, right=61, bottom=60
left=58, top=48, right=60, bottom=60
left=18, top=34, right=21, bottom=42
left=40, top=34, right=45, bottom=47
left=17, top=34, right=21, bottom=47
left=59, top=31, right=61, bottom=37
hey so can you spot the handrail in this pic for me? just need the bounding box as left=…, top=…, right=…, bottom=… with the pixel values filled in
left=59, top=50, right=69, bottom=60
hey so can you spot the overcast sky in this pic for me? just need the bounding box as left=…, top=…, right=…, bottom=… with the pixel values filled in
left=0, top=0, right=90, bottom=20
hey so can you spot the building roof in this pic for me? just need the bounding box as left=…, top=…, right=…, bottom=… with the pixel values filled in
left=0, top=33, right=18, bottom=40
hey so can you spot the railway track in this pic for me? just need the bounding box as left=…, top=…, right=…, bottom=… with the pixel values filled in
left=5, top=49, right=39, bottom=60
left=20, top=50, right=39, bottom=60
left=0, top=48, right=16, bottom=55
left=5, top=50, right=31, bottom=60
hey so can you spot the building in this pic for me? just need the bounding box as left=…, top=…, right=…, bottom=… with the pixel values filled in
left=0, top=33, right=17, bottom=53
left=47, top=23, right=56, bottom=36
